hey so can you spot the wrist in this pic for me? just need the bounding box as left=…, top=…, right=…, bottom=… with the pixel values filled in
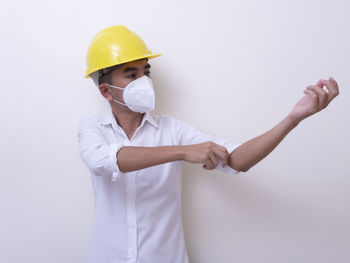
left=287, top=113, right=302, bottom=127
left=175, top=145, right=186, bottom=161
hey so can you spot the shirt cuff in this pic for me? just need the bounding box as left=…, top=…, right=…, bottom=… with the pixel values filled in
left=216, top=142, right=242, bottom=174
left=109, top=143, right=125, bottom=182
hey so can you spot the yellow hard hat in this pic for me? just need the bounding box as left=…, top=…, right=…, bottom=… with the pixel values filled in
left=85, top=25, right=161, bottom=78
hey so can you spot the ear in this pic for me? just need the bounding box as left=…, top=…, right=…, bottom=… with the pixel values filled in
left=99, top=84, right=113, bottom=101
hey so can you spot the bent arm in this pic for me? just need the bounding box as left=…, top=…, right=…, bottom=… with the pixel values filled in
left=117, top=141, right=235, bottom=173
left=229, top=114, right=299, bottom=172
left=117, top=146, right=185, bottom=173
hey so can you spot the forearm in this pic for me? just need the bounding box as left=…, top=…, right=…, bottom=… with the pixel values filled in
left=117, top=145, right=185, bottom=173
left=229, top=114, right=299, bottom=172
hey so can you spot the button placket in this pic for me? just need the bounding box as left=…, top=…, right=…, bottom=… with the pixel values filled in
left=126, top=170, right=137, bottom=261
left=122, top=125, right=140, bottom=262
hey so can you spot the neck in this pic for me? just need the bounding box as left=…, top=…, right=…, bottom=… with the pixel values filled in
left=111, top=107, right=145, bottom=139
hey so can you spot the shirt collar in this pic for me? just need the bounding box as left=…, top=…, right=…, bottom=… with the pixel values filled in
left=100, top=110, right=159, bottom=129
left=143, top=111, right=159, bottom=128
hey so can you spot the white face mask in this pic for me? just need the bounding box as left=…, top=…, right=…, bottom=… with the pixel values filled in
left=105, top=75, right=155, bottom=113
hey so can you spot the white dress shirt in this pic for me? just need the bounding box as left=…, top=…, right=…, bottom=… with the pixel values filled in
left=77, top=109, right=241, bottom=263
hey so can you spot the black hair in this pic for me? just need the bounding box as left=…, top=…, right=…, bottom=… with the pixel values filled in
left=98, top=64, right=121, bottom=85
left=98, top=58, right=149, bottom=86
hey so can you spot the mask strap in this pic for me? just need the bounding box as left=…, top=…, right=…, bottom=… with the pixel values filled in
left=112, top=99, right=128, bottom=107
left=105, top=84, right=128, bottom=107
left=105, top=83, right=124, bottom=91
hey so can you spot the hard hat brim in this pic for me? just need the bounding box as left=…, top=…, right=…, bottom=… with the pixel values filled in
left=85, top=53, right=162, bottom=78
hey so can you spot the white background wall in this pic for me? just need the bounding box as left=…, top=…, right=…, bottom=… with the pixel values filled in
left=1, top=0, right=349, bottom=262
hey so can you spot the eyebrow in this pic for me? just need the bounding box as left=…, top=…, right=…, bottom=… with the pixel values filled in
left=123, top=63, right=151, bottom=73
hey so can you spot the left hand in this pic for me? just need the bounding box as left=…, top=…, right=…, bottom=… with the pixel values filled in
left=288, top=77, right=339, bottom=124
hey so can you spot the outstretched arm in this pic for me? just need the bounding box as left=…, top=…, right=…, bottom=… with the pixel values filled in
left=228, top=77, right=340, bottom=172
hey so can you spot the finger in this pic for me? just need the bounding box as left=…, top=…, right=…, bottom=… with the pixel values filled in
left=209, top=152, right=218, bottom=169
left=304, top=88, right=318, bottom=100
left=217, top=148, right=230, bottom=167
left=212, top=143, right=229, bottom=157
left=306, top=85, right=328, bottom=109
left=329, top=77, right=340, bottom=93
left=202, top=161, right=210, bottom=170
left=215, top=143, right=228, bottom=153
left=320, top=79, right=339, bottom=105
left=212, top=145, right=229, bottom=167
left=210, top=142, right=228, bottom=155
left=316, top=79, right=324, bottom=86
left=203, top=157, right=215, bottom=170
left=222, top=151, right=229, bottom=167
left=303, top=89, right=320, bottom=109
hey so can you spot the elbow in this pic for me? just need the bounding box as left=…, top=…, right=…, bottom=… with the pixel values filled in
left=232, top=164, right=249, bottom=173
left=229, top=153, right=250, bottom=172
left=90, top=164, right=111, bottom=176
left=81, top=154, right=114, bottom=176
left=240, top=166, right=250, bottom=172
left=79, top=147, right=116, bottom=176
left=231, top=161, right=252, bottom=173
left=229, top=162, right=249, bottom=173
left=91, top=167, right=103, bottom=175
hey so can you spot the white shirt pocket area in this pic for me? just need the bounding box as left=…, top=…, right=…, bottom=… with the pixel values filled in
left=172, top=117, right=242, bottom=174
left=77, top=115, right=125, bottom=182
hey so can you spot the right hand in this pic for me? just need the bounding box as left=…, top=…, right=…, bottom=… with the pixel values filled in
left=288, top=77, right=339, bottom=124
left=181, top=142, right=230, bottom=170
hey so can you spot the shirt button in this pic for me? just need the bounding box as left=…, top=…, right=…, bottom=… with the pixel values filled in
left=128, top=248, right=134, bottom=259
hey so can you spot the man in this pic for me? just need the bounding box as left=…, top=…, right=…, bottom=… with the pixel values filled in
left=78, top=25, right=339, bottom=263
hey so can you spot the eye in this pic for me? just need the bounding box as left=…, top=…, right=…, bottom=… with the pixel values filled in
left=128, top=73, right=137, bottom=79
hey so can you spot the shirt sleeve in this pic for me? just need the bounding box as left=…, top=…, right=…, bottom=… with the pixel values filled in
left=77, top=115, right=125, bottom=182
left=172, top=117, right=242, bottom=174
